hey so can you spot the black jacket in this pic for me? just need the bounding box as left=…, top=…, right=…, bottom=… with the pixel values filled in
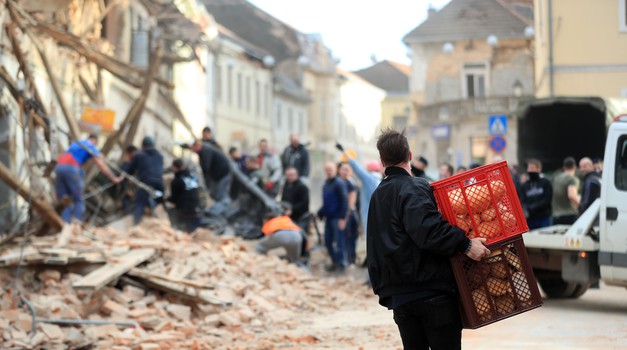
left=367, top=166, right=470, bottom=307
left=281, top=144, right=310, bottom=177
left=520, top=175, right=553, bottom=219
left=281, top=179, right=309, bottom=221
left=128, top=148, right=164, bottom=189
left=197, top=143, right=230, bottom=183
left=579, top=171, right=601, bottom=214
left=168, top=169, right=200, bottom=214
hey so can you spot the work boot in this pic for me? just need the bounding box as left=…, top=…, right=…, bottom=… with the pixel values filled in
left=324, top=263, right=337, bottom=272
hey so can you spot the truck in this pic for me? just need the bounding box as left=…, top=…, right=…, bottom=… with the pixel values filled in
left=522, top=113, right=627, bottom=298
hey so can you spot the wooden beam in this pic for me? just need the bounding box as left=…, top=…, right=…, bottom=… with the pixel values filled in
left=34, top=22, right=174, bottom=90
left=0, top=162, right=64, bottom=231
left=127, top=269, right=230, bottom=305
left=72, top=248, right=156, bottom=290
left=99, top=45, right=162, bottom=156
left=128, top=268, right=213, bottom=290
left=3, top=22, right=47, bottom=117
left=29, top=31, right=81, bottom=140
left=79, top=74, right=98, bottom=103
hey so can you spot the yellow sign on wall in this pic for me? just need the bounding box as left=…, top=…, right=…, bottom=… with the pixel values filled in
left=80, top=108, right=116, bottom=133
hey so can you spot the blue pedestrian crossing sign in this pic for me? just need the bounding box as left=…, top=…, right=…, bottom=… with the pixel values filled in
left=490, top=136, right=507, bottom=153
left=489, top=115, right=507, bottom=135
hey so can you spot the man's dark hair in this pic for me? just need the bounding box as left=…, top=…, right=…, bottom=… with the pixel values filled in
left=172, top=158, right=185, bottom=170
left=202, top=126, right=212, bottom=133
left=125, top=145, right=138, bottom=154
left=88, top=134, right=98, bottom=141
left=527, top=158, right=541, bottom=168
left=443, top=163, right=454, bottom=175
left=228, top=146, right=237, bottom=155
left=377, top=128, right=410, bottom=167
left=563, top=156, right=576, bottom=170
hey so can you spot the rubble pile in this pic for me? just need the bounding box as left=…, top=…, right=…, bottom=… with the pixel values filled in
left=0, top=219, right=371, bottom=349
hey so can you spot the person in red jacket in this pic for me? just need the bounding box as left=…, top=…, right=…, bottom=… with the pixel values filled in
left=256, top=212, right=303, bottom=264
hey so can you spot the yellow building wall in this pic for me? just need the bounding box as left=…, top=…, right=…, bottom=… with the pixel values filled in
left=535, top=0, right=627, bottom=97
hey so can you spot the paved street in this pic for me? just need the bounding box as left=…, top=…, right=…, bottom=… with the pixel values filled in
left=463, top=282, right=627, bottom=349
left=292, top=268, right=627, bottom=349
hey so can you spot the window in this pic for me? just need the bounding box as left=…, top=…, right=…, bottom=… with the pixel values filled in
left=255, top=80, right=260, bottom=115
left=237, top=73, right=242, bottom=109
left=245, top=76, right=251, bottom=111
left=615, top=135, right=627, bottom=191
left=287, top=107, right=293, bottom=131
left=216, top=65, right=222, bottom=101
left=620, top=0, right=627, bottom=32
left=227, top=66, right=233, bottom=106
left=276, top=103, right=282, bottom=128
left=130, top=12, right=149, bottom=67
left=462, top=63, right=487, bottom=98
left=298, top=112, right=304, bottom=134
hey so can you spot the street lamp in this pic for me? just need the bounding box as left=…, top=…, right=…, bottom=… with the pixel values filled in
left=442, top=42, right=454, bottom=54
left=487, top=35, right=499, bottom=47
left=512, top=80, right=523, bottom=97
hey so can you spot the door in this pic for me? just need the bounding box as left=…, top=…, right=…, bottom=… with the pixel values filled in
left=599, top=125, right=627, bottom=284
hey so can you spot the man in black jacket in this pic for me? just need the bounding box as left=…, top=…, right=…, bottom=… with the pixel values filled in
left=520, top=158, right=553, bottom=229
left=281, top=134, right=310, bottom=184
left=127, top=136, right=164, bottom=224
left=281, top=167, right=309, bottom=229
left=367, top=129, right=489, bottom=350
left=190, top=140, right=231, bottom=213
left=578, top=157, right=601, bottom=215
left=168, top=159, right=201, bottom=233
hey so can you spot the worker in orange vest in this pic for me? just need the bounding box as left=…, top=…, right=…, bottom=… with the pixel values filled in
left=256, top=212, right=304, bottom=264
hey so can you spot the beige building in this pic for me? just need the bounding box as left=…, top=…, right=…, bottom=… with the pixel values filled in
left=404, top=0, right=535, bottom=169
left=354, top=60, right=415, bottom=148
left=212, top=26, right=274, bottom=152
left=534, top=0, right=627, bottom=98
left=336, top=69, right=385, bottom=161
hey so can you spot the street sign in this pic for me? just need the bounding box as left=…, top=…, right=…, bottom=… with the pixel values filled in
left=430, top=124, right=450, bottom=139
left=490, top=135, right=507, bottom=153
left=489, top=115, right=507, bottom=135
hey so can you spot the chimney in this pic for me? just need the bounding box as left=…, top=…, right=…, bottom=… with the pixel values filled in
left=428, top=5, right=437, bottom=18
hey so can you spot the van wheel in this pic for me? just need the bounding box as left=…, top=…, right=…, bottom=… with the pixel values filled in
left=538, top=278, right=578, bottom=298
left=568, top=282, right=590, bottom=299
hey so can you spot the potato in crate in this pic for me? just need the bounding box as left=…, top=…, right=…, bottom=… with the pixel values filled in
left=431, top=160, right=528, bottom=245
left=451, top=236, right=542, bottom=329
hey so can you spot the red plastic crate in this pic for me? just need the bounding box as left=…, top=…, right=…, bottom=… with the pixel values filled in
left=431, top=161, right=528, bottom=245
left=451, top=236, right=542, bottom=329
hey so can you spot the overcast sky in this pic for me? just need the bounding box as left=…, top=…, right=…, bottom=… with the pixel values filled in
left=247, top=0, right=451, bottom=71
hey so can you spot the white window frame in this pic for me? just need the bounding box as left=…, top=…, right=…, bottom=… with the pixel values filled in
left=461, top=62, right=489, bottom=98
left=620, top=0, right=627, bottom=32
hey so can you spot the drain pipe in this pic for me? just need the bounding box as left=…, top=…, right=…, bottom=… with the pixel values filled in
left=21, top=295, right=140, bottom=335
left=548, top=0, right=555, bottom=97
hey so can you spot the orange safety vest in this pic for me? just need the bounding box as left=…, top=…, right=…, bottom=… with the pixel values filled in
left=261, top=215, right=300, bottom=236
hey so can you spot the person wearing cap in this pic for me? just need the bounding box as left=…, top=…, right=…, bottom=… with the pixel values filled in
left=55, top=134, right=124, bottom=223
left=410, top=155, right=433, bottom=181
left=127, top=136, right=164, bottom=224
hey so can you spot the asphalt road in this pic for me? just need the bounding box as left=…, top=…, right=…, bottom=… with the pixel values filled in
left=463, top=282, right=627, bottom=349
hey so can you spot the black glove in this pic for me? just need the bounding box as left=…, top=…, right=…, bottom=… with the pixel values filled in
left=335, top=142, right=344, bottom=152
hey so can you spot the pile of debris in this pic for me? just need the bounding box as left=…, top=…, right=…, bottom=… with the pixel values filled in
left=0, top=219, right=371, bottom=349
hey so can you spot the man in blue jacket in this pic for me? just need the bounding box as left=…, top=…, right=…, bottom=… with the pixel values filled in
left=127, top=136, right=164, bottom=224
left=317, top=162, right=348, bottom=272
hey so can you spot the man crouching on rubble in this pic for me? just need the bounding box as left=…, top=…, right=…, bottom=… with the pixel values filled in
left=367, top=129, right=490, bottom=350
left=256, top=212, right=303, bottom=265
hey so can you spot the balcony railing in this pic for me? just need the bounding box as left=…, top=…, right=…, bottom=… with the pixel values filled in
left=419, top=96, right=534, bottom=126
